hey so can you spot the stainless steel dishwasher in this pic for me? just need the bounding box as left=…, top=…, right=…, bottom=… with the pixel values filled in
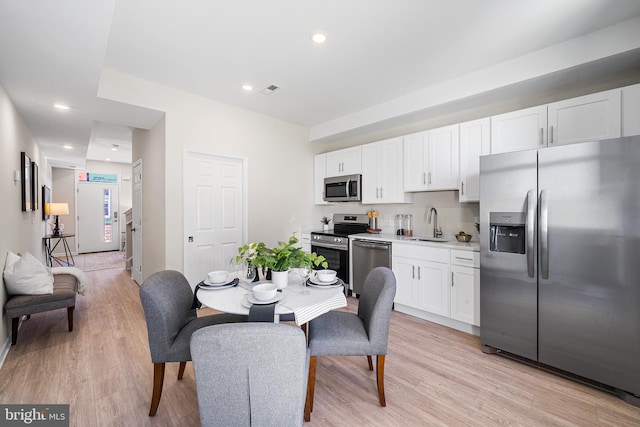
left=351, top=239, right=391, bottom=295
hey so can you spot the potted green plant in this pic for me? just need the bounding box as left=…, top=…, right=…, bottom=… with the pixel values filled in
left=321, top=216, right=331, bottom=231
left=232, top=234, right=328, bottom=288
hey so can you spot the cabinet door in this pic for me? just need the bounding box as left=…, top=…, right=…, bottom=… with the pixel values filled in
left=314, top=154, right=332, bottom=205
left=428, top=124, right=459, bottom=190
left=403, top=131, right=428, bottom=191
left=450, top=265, right=480, bottom=326
left=415, top=260, right=450, bottom=317
left=326, top=146, right=362, bottom=176
left=491, top=105, right=547, bottom=154
left=392, top=257, right=415, bottom=306
left=622, top=83, right=640, bottom=137
left=361, top=142, right=379, bottom=203
left=548, top=89, right=621, bottom=146
left=459, top=118, right=490, bottom=202
left=378, top=137, right=408, bottom=203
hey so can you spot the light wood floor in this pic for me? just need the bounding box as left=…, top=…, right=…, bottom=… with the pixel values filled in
left=1, top=257, right=640, bottom=426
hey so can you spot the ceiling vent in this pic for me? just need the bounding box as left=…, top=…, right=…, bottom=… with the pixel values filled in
left=261, top=85, right=279, bottom=95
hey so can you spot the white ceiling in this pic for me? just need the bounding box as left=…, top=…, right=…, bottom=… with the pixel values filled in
left=1, top=0, right=640, bottom=169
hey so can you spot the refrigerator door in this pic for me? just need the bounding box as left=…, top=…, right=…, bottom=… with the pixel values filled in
left=538, top=136, right=640, bottom=395
left=480, top=149, right=538, bottom=360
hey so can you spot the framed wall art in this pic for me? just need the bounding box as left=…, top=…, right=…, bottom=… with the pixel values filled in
left=42, top=184, right=51, bottom=220
left=32, top=161, right=39, bottom=210
left=20, top=152, right=31, bottom=211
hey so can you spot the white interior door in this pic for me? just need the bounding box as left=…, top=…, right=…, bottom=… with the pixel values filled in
left=184, top=152, right=246, bottom=288
left=132, top=160, right=143, bottom=284
left=78, top=182, right=120, bottom=253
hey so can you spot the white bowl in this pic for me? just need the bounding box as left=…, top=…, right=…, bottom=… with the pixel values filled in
left=316, top=269, right=337, bottom=283
left=252, top=283, right=278, bottom=301
left=207, top=270, right=229, bottom=284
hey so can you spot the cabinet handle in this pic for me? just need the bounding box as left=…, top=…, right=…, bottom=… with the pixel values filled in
left=461, top=181, right=464, bottom=195
left=422, top=172, right=426, bottom=185
left=428, top=172, right=432, bottom=185
left=376, top=188, right=379, bottom=198
left=540, top=127, right=544, bottom=145
left=452, top=271, right=454, bottom=287
left=455, top=256, right=473, bottom=261
left=549, top=125, right=554, bottom=144
left=412, top=265, right=415, bottom=279
left=417, top=266, right=421, bottom=280
left=380, top=187, right=383, bottom=198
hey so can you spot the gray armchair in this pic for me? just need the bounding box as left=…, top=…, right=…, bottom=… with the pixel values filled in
left=304, top=266, right=396, bottom=421
left=191, top=323, right=309, bottom=427
left=139, top=270, right=247, bottom=416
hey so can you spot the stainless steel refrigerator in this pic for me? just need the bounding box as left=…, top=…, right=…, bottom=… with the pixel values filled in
left=479, top=135, right=640, bottom=404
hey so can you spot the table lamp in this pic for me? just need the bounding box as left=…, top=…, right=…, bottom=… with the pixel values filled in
left=47, top=203, right=69, bottom=236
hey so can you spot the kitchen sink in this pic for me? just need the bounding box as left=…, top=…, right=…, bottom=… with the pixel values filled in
left=406, top=237, right=450, bottom=243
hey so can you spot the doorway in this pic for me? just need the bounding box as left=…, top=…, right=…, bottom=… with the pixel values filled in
left=183, top=151, right=247, bottom=287
left=77, top=180, right=120, bottom=253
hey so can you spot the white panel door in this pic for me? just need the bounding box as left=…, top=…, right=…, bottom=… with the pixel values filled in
left=77, top=182, right=119, bottom=253
left=132, top=160, right=143, bottom=284
left=185, top=152, right=245, bottom=289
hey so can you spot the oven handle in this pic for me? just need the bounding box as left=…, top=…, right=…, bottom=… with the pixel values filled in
left=311, top=242, right=348, bottom=251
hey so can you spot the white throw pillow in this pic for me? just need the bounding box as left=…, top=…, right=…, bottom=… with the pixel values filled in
left=3, top=251, right=54, bottom=296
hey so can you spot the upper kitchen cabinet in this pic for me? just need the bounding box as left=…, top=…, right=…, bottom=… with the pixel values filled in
left=404, top=124, right=460, bottom=192
left=458, top=118, right=490, bottom=202
left=491, top=105, right=548, bottom=154
left=361, top=137, right=412, bottom=204
left=325, top=146, right=362, bottom=177
left=314, top=154, right=332, bottom=205
left=622, top=83, right=640, bottom=137
left=547, top=89, right=621, bottom=146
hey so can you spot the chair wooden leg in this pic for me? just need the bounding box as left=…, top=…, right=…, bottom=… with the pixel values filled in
left=177, top=361, right=186, bottom=380
left=11, top=317, right=18, bottom=345
left=304, top=356, right=317, bottom=422
left=376, top=355, right=386, bottom=407
left=67, top=307, right=74, bottom=332
left=367, top=355, right=373, bottom=371
left=149, top=363, right=165, bottom=416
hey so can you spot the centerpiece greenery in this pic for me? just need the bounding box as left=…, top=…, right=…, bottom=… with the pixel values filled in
left=232, top=234, right=328, bottom=272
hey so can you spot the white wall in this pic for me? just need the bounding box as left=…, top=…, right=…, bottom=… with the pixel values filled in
left=99, top=70, right=319, bottom=279
left=0, top=84, right=50, bottom=351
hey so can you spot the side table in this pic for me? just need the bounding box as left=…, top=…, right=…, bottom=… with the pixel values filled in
left=43, top=234, right=75, bottom=267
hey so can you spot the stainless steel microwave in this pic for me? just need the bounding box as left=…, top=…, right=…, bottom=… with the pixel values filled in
left=323, top=174, right=362, bottom=202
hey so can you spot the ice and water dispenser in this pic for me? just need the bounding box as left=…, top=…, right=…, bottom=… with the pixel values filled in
left=489, top=212, right=526, bottom=254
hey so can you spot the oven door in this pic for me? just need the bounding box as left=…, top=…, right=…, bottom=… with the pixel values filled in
left=311, top=243, right=349, bottom=289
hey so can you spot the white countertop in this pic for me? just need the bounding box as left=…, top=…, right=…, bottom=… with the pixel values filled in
left=349, top=232, right=479, bottom=252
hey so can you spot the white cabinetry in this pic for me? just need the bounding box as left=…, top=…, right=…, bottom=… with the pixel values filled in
left=404, top=124, right=459, bottom=192
left=547, top=89, right=621, bottom=146
left=622, top=83, right=640, bottom=137
left=491, top=105, right=547, bottom=154
left=450, top=250, right=480, bottom=326
left=313, top=154, right=332, bottom=205
left=458, top=118, right=490, bottom=202
left=361, top=137, right=412, bottom=204
left=325, top=146, right=361, bottom=176
left=392, top=244, right=450, bottom=317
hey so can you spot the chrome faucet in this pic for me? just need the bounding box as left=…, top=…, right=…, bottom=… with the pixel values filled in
left=428, top=207, right=443, bottom=238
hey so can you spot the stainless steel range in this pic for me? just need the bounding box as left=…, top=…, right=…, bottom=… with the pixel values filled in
left=310, top=213, right=369, bottom=294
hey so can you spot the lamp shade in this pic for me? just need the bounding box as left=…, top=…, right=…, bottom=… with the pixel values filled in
left=47, top=203, right=69, bottom=216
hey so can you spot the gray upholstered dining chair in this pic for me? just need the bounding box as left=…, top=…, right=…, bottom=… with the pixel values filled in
left=139, top=270, right=247, bottom=416
left=191, top=323, right=309, bottom=427
left=304, top=266, right=396, bottom=422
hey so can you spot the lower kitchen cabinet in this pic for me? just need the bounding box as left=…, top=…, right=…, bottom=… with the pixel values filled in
left=392, top=243, right=479, bottom=335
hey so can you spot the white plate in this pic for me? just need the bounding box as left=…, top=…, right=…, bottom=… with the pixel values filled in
left=307, top=282, right=344, bottom=289
left=199, top=281, right=237, bottom=290
left=242, top=293, right=285, bottom=307
left=308, top=276, right=342, bottom=286
left=203, top=278, right=235, bottom=287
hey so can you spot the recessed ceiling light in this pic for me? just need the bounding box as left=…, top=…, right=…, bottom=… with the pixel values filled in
left=63, top=144, right=73, bottom=149
left=242, top=84, right=254, bottom=92
left=54, top=103, right=70, bottom=110
left=311, top=30, right=327, bottom=44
